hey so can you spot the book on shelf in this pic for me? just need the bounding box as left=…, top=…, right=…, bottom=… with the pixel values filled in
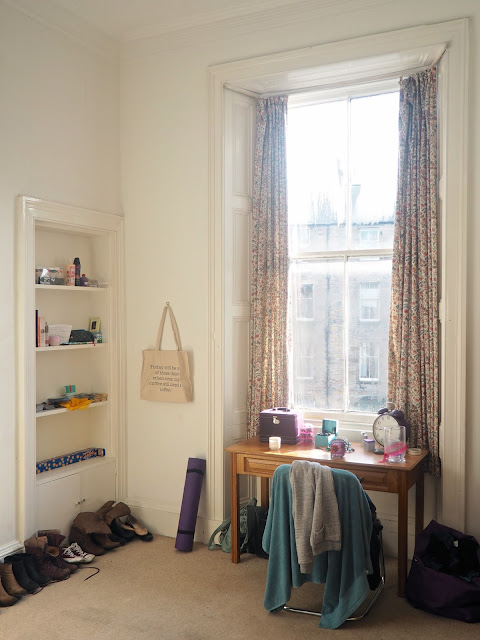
left=37, top=315, right=48, bottom=347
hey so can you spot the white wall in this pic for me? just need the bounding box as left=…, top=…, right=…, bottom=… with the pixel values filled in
left=0, top=1, right=121, bottom=551
left=121, top=0, right=480, bottom=541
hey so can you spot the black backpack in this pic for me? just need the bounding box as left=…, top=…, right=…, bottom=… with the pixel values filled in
left=245, top=504, right=269, bottom=558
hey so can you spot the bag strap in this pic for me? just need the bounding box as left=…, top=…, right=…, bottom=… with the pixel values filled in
left=207, top=517, right=231, bottom=550
left=207, top=496, right=257, bottom=551
left=155, top=302, right=182, bottom=351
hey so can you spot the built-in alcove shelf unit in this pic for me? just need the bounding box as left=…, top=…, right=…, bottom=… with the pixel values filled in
left=16, top=196, right=125, bottom=541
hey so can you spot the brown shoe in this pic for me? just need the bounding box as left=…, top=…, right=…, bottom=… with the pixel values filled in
left=103, top=502, right=131, bottom=527
left=45, top=548, right=79, bottom=574
left=24, top=534, right=48, bottom=550
left=69, top=526, right=105, bottom=556
left=0, top=575, right=18, bottom=606
left=3, top=556, right=40, bottom=593
left=0, top=563, right=27, bottom=597
left=24, top=546, right=70, bottom=582
left=38, top=529, right=66, bottom=549
left=92, top=533, right=121, bottom=550
left=95, top=500, right=115, bottom=520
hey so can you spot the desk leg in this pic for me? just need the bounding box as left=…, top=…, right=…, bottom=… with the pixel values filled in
left=261, top=477, right=270, bottom=511
left=230, top=452, right=240, bottom=563
left=415, top=466, right=425, bottom=537
left=397, top=474, right=408, bottom=597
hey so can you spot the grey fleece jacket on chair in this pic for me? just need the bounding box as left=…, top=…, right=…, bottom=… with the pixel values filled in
left=290, top=460, right=341, bottom=573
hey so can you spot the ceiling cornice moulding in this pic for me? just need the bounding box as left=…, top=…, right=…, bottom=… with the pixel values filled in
left=2, top=0, right=119, bottom=60
left=125, top=0, right=309, bottom=41
left=122, top=0, right=396, bottom=59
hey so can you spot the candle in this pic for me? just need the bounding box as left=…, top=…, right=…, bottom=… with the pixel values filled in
left=269, top=436, right=281, bottom=451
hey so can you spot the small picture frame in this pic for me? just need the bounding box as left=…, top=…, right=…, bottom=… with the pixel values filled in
left=89, top=317, right=101, bottom=332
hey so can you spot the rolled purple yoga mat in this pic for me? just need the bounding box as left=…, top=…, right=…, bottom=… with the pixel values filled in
left=175, top=457, right=206, bottom=552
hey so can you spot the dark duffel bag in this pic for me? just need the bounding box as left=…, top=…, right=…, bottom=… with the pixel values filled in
left=406, top=519, right=480, bottom=623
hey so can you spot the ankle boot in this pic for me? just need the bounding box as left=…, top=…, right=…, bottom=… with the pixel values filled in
left=69, top=526, right=105, bottom=556
left=38, top=529, right=66, bottom=549
left=0, top=575, right=18, bottom=606
left=103, top=501, right=131, bottom=527
left=92, top=533, right=121, bottom=550
left=3, top=556, right=40, bottom=593
left=24, top=546, right=70, bottom=582
left=0, top=563, right=28, bottom=597
left=21, top=553, right=52, bottom=586
left=45, top=548, right=78, bottom=574
left=24, top=534, right=50, bottom=552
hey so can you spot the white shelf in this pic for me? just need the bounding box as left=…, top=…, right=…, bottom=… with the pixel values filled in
left=36, top=400, right=109, bottom=419
left=36, top=456, right=115, bottom=485
left=17, top=196, right=124, bottom=538
left=35, top=284, right=107, bottom=292
left=36, top=343, right=107, bottom=352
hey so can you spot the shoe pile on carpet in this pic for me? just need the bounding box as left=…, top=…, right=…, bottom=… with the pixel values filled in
left=0, top=501, right=152, bottom=607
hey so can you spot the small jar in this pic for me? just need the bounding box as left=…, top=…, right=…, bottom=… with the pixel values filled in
left=363, top=438, right=375, bottom=452
left=330, top=437, right=346, bottom=458
left=269, top=436, right=281, bottom=451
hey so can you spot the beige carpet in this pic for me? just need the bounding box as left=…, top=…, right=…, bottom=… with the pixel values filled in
left=0, top=536, right=475, bottom=639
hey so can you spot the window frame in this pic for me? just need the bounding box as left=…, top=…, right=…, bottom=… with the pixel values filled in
left=210, top=19, right=468, bottom=529
left=287, top=82, right=396, bottom=418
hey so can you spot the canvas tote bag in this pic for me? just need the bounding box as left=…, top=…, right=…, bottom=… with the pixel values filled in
left=140, top=303, right=193, bottom=402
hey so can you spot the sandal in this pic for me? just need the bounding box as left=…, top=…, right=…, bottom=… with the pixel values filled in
left=123, top=515, right=153, bottom=542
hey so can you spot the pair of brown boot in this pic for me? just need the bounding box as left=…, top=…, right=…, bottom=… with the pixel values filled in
left=69, top=501, right=131, bottom=556
left=0, top=530, right=75, bottom=605
left=23, top=531, right=77, bottom=583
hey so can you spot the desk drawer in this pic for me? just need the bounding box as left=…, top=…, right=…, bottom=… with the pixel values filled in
left=237, top=453, right=395, bottom=491
left=239, top=454, right=284, bottom=477
left=348, top=468, right=391, bottom=491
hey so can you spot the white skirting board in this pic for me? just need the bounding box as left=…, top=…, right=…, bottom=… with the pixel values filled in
left=124, top=501, right=212, bottom=545
left=0, top=539, right=24, bottom=561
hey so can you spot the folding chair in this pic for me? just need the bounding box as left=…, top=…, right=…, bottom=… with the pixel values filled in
left=263, top=463, right=385, bottom=629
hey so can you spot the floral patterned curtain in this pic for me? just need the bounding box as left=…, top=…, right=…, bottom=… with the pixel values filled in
left=247, top=96, right=289, bottom=438
left=388, top=68, right=440, bottom=476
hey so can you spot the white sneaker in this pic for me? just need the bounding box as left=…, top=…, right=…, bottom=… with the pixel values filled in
left=68, top=542, right=95, bottom=563
left=61, top=545, right=84, bottom=563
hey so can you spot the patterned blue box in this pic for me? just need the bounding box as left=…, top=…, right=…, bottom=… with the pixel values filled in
left=36, top=447, right=105, bottom=474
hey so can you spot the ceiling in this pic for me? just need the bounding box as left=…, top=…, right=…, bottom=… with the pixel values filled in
left=46, top=0, right=307, bottom=41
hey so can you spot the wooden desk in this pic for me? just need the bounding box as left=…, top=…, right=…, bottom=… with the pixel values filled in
left=225, top=437, right=428, bottom=597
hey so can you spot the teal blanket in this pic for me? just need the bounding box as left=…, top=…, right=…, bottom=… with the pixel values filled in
left=262, top=464, right=373, bottom=629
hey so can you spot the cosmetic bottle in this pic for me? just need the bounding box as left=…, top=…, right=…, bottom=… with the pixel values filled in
left=73, top=257, right=81, bottom=286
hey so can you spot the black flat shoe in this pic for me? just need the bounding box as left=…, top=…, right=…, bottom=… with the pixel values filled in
left=124, top=515, right=153, bottom=542
left=111, top=517, right=135, bottom=541
left=109, top=533, right=127, bottom=545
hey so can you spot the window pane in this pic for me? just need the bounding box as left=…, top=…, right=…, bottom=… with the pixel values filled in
left=287, top=100, right=347, bottom=252
left=347, top=257, right=392, bottom=412
left=295, top=343, right=314, bottom=379
left=359, top=343, right=380, bottom=380
left=359, top=282, right=379, bottom=321
left=297, top=283, right=314, bottom=319
left=350, top=92, right=399, bottom=250
left=290, top=260, right=344, bottom=410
